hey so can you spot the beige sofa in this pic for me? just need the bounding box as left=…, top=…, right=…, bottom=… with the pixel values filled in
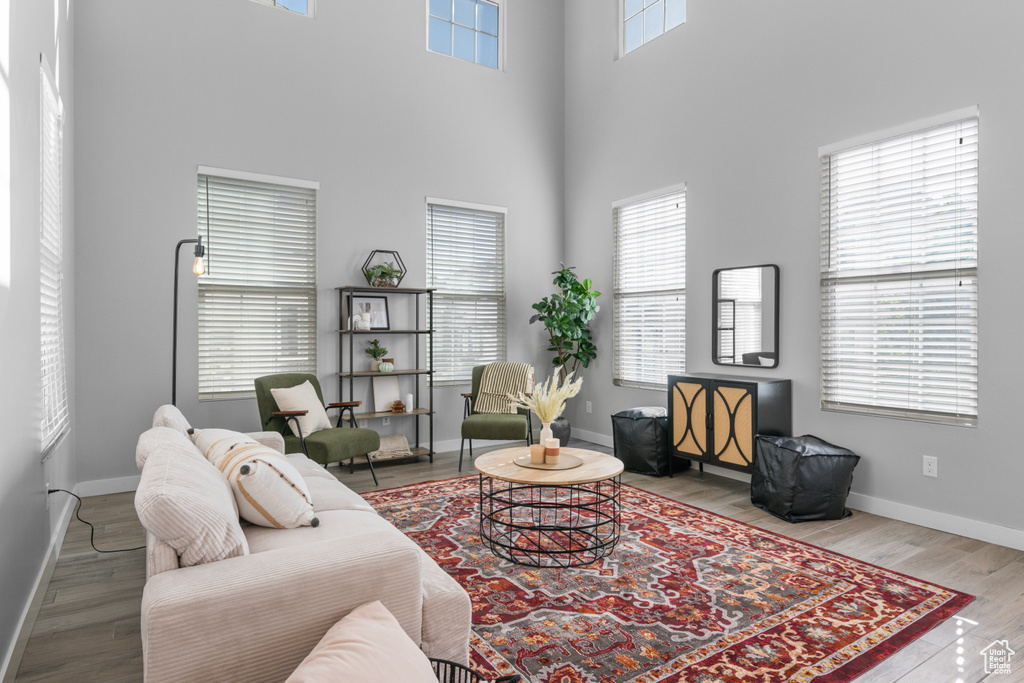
left=136, top=405, right=471, bottom=683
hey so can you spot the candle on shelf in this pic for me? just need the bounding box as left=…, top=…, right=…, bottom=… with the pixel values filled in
left=529, top=444, right=546, bottom=464
left=544, top=438, right=560, bottom=464
left=404, top=393, right=414, bottom=412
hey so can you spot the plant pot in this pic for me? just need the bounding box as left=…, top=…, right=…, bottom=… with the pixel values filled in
left=371, top=277, right=397, bottom=288
left=550, top=417, right=571, bottom=447
left=370, top=359, right=381, bottom=371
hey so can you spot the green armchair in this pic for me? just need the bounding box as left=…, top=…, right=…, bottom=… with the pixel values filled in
left=459, top=364, right=533, bottom=472
left=254, top=373, right=381, bottom=485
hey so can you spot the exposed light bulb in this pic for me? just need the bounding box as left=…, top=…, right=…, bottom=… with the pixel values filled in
left=192, top=256, right=205, bottom=276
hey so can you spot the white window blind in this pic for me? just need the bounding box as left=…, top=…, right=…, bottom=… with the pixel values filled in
left=427, top=202, right=506, bottom=385
left=197, top=173, right=318, bottom=400
left=820, top=114, right=978, bottom=426
left=40, top=61, right=68, bottom=455
left=716, top=268, right=762, bottom=363
left=613, top=186, right=686, bottom=389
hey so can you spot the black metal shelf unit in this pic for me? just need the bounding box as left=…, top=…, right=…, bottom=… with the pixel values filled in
left=338, top=286, right=435, bottom=461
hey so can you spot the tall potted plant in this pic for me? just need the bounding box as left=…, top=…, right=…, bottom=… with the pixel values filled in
left=529, top=266, right=601, bottom=444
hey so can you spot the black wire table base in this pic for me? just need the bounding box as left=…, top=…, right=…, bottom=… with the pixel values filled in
left=478, top=475, right=622, bottom=568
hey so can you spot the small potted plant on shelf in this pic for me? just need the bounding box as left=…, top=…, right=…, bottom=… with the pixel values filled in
left=365, top=339, right=388, bottom=371
left=364, top=262, right=404, bottom=288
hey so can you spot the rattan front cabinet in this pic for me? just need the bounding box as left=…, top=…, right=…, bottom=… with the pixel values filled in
left=667, top=374, right=791, bottom=474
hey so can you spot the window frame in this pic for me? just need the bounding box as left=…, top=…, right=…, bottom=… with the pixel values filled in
left=250, top=0, right=315, bottom=18
left=196, top=166, right=320, bottom=401
left=620, top=0, right=686, bottom=57
left=612, top=183, right=687, bottom=390
left=426, top=197, right=508, bottom=386
left=426, top=0, right=504, bottom=71
left=819, top=107, right=979, bottom=427
left=40, top=54, right=69, bottom=458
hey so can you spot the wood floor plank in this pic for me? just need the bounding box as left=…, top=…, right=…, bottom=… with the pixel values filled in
left=14, top=440, right=1020, bottom=683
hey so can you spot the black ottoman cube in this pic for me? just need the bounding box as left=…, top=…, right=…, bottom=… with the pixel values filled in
left=752, top=434, right=860, bottom=522
left=612, top=407, right=688, bottom=476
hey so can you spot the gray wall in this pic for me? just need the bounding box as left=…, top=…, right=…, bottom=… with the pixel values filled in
left=0, top=0, right=76, bottom=669
left=73, top=0, right=565, bottom=483
left=563, top=0, right=1024, bottom=531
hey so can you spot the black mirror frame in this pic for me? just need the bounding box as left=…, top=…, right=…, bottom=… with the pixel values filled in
left=712, top=264, right=780, bottom=369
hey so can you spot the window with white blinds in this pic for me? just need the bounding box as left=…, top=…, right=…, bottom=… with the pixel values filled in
left=197, top=172, right=318, bottom=400
left=40, top=60, right=68, bottom=455
left=820, top=113, right=978, bottom=426
left=613, top=186, right=686, bottom=389
left=426, top=201, right=506, bottom=385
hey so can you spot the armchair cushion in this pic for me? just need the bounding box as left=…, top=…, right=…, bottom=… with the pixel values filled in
left=462, top=413, right=530, bottom=441
left=272, top=380, right=332, bottom=437
left=295, top=428, right=381, bottom=465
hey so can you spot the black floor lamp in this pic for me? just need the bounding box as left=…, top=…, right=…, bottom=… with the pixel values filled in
left=172, top=236, right=205, bottom=405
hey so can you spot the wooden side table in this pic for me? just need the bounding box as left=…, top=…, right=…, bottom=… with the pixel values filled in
left=474, top=447, right=624, bottom=568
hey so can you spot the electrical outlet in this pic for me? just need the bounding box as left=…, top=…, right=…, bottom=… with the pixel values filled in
left=382, top=416, right=391, bottom=426
left=922, top=455, right=938, bottom=478
left=586, top=401, right=592, bottom=414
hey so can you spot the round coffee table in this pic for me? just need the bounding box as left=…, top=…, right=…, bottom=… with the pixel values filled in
left=474, top=447, right=624, bottom=568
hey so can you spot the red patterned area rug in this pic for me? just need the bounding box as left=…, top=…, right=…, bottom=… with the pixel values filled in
left=362, top=476, right=973, bottom=682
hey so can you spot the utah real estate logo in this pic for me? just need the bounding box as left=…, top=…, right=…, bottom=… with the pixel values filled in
left=980, top=640, right=1015, bottom=676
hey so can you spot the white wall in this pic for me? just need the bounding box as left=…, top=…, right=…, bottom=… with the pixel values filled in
left=0, top=0, right=76, bottom=672
left=73, top=0, right=565, bottom=483
left=564, top=0, right=1024, bottom=535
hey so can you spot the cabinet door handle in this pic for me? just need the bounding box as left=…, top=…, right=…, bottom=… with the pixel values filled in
left=706, top=414, right=713, bottom=430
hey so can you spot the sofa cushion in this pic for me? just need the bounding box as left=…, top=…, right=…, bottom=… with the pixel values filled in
left=285, top=600, right=436, bottom=683
left=135, top=448, right=248, bottom=566
left=305, top=476, right=376, bottom=514
left=152, top=404, right=192, bottom=435
left=271, top=380, right=332, bottom=438
left=244, top=509, right=395, bottom=553
left=286, top=454, right=337, bottom=481
left=136, top=426, right=203, bottom=469
left=194, top=429, right=319, bottom=529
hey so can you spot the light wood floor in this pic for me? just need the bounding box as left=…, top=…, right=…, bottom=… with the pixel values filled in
left=15, top=439, right=1024, bottom=682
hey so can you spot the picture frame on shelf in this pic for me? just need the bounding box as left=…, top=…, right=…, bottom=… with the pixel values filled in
left=351, top=295, right=390, bottom=330
left=372, top=375, right=401, bottom=413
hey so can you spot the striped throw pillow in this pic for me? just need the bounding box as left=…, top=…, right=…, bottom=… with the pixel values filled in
left=474, top=362, right=534, bottom=414
left=192, top=429, right=319, bottom=529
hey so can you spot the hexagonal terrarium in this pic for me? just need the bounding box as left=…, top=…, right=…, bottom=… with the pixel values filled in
left=361, top=250, right=406, bottom=288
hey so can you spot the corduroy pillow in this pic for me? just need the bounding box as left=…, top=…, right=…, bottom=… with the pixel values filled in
left=285, top=601, right=436, bottom=683
left=135, top=448, right=248, bottom=566
left=192, top=428, right=319, bottom=529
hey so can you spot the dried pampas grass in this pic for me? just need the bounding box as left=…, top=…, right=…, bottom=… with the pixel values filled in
left=508, top=372, right=582, bottom=424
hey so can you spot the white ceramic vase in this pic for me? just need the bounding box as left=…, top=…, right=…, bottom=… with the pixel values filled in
left=539, top=422, right=554, bottom=446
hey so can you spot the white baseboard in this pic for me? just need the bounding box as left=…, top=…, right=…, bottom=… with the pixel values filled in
left=573, top=429, right=1024, bottom=551
left=845, top=492, right=1024, bottom=552
left=1, top=495, right=76, bottom=683
left=76, top=474, right=141, bottom=497
left=432, top=438, right=523, bottom=457
left=572, top=428, right=613, bottom=448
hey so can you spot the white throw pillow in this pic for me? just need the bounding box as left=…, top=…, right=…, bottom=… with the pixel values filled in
left=135, top=448, right=248, bottom=566
left=285, top=601, right=437, bottom=683
left=192, top=428, right=319, bottom=529
left=759, top=356, right=774, bottom=366
left=271, top=381, right=332, bottom=438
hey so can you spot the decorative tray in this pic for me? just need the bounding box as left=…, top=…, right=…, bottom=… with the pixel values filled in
left=513, top=454, right=583, bottom=470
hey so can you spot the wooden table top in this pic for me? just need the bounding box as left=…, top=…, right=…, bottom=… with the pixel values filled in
left=474, top=447, right=624, bottom=485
